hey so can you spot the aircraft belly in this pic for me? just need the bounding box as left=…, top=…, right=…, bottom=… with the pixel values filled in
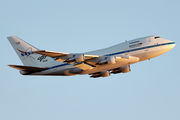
left=31, top=65, right=78, bottom=76
left=131, top=44, right=174, bottom=61
left=145, top=44, right=175, bottom=59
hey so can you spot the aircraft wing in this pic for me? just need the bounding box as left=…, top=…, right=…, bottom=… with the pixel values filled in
left=33, top=50, right=138, bottom=70
left=73, top=62, right=93, bottom=70
left=33, top=50, right=70, bottom=57
left=33, top=50, right=100, bottom=62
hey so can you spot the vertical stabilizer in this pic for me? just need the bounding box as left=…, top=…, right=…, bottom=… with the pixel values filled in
left=7, top=36, right=54, bottom=67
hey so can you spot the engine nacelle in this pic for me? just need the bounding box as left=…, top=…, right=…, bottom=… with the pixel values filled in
left=121, top=65, right=131, bottom=73
left=97, top=56, right=117, bottom=65
left=111, top=65, right=131, bottom=74
left=90, top=71, right=110, bottom=78
left=101, top=71, right=110, bottom=77
left=65, top=54, right=85, bottom=62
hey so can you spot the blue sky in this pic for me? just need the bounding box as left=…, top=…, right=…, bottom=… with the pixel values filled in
left=1, top=0, right=179, bottom=120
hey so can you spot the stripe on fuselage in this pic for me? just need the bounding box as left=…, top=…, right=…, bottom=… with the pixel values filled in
left=41, top=42, right=175, bottom=71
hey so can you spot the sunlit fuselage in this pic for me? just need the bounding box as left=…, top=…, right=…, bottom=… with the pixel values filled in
left=32, top=36, right=175, bottom=76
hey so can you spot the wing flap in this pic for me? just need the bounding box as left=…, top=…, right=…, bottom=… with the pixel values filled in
left=73, top=63, right=93, bottom=70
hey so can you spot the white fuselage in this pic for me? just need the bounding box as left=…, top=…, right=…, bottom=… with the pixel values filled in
left=31, top=36, right=175, bottom=76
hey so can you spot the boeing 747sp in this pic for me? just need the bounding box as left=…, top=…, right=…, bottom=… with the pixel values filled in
left=8, top=36, right=175, bottom=78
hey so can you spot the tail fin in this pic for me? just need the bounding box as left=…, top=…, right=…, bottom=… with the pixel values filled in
left=7, top=36, right=54, bottom=67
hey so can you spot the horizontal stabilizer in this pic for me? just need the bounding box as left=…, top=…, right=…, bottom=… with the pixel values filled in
left=8, top=65, right=46, bottom=71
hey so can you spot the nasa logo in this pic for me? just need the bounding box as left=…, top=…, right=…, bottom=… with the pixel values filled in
left=17, top=48, right=35, bottom=60
left=18, top=49, right=34, bottom=57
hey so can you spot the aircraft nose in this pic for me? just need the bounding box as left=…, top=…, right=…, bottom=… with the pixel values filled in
left=164, top=39, right=176, bottom=49
left=171, top=42, right=176, bottom=48
left=167, top=39, right=175, bottom=47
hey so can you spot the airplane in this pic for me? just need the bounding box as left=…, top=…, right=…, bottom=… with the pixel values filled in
left=8, top=35, right=175, bottom=78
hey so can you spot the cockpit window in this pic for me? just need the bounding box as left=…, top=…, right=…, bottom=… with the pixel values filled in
left=154, top=36, right=160, bottom=39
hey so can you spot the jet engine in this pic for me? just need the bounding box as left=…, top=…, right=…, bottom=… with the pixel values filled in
left=111, top=65, right=131, bottom=74
left=65, top=54, right=85, bottom=62
left=97, top=56, right=117, bottom=65
left=90, top=71, right=110, bottom=78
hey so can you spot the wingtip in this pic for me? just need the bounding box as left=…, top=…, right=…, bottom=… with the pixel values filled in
left=8, top=65, right=16, bottom=68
